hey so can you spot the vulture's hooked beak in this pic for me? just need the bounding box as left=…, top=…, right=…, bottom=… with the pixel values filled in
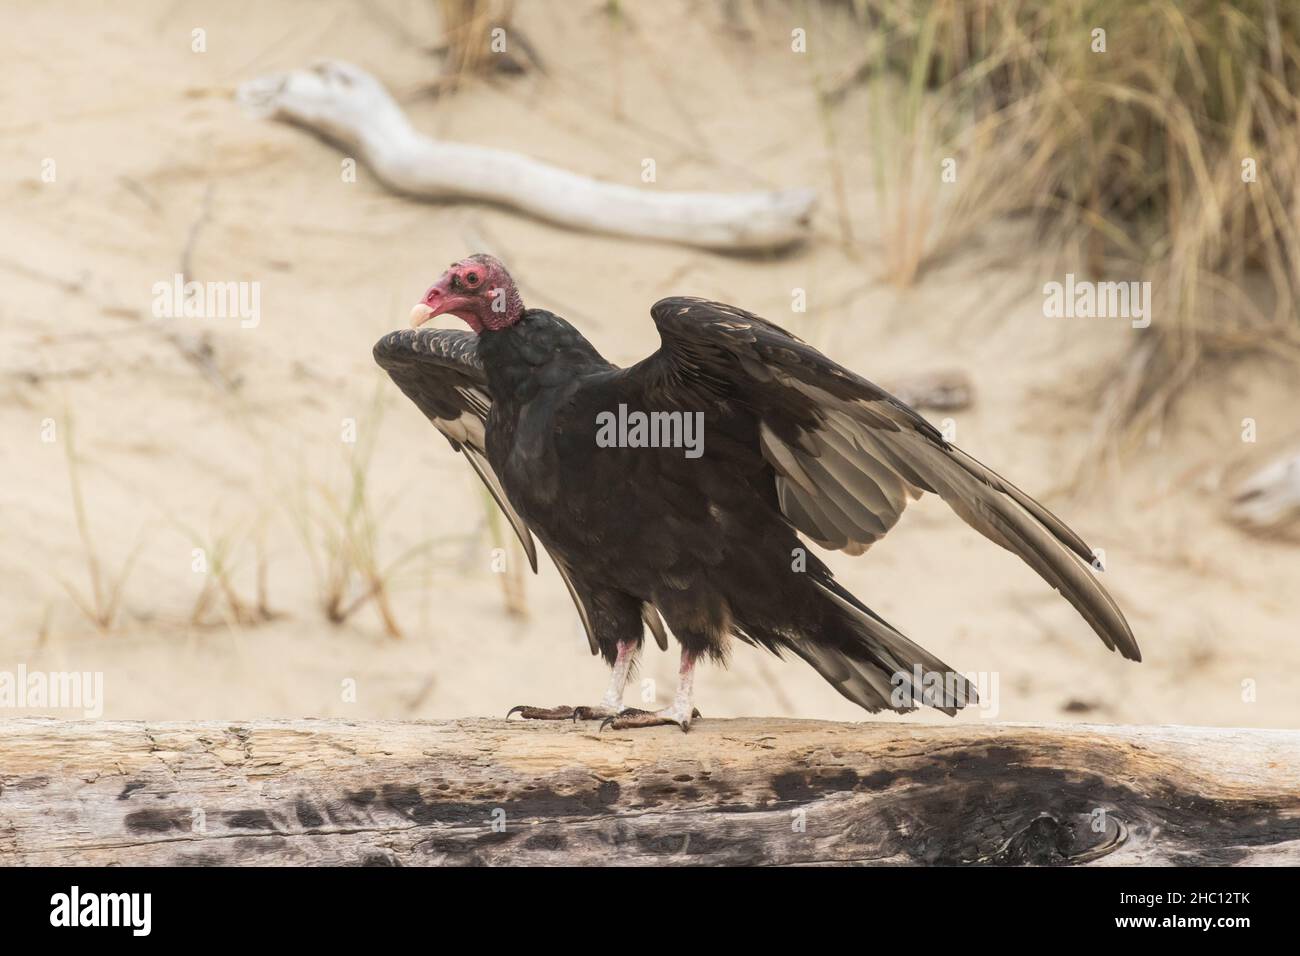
left=409, top=275, right=472, bottom=328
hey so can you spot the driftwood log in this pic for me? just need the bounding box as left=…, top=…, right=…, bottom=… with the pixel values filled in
left=1, top=717, right=1296, bottom=866
left=1229, top=447, right=1300, bottom=536
left=237, top=61, right=816, bottom=251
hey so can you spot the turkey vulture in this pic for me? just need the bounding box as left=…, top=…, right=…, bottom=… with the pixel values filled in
left=375, top=254, right=1139, bottom=730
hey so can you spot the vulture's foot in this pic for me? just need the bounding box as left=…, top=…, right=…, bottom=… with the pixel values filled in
left=505, top=705, right=618, bottom=721
left=599, top=706, right=702, bottom=733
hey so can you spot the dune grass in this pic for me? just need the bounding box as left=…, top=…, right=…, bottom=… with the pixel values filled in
left=56, top=413, right=144, bottom=633
left=837, top=0, right=1299, bottom=454
left=180, top=518, right=277, bottom=629
left=286, top=384, right=422, bottom=639
left=480, top=486, right=529, bottom=617
left=436, top=0, right=519, bottom=87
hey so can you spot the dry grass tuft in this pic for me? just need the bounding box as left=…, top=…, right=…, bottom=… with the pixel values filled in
left=479, top=487, right=529, bottom=617
left=56, top=413, right=145, bottom=633
left=837, top=0, right=1300, bottom=456
left=436, top=0, right=526, bottom=89
left=287, top=384, right=433, bottom=639
left=182, top=519, right=278, bottom=629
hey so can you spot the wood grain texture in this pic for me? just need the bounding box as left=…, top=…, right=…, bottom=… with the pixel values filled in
left=1, top=718, right=1296, bottom=866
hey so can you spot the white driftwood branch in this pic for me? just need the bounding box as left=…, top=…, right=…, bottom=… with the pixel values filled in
left=1229, top=448, right=1300, bottom=534
left=236, top=60, right=816, bottom=251
left=1, top=717, right=1296, bottom=865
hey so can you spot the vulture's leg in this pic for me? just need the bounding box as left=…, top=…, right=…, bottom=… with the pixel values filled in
left=506, top=639, right=639, bottom=721
left=601, top=648, right=701, bottom=733
left=573, top=637, right=640, bottom=719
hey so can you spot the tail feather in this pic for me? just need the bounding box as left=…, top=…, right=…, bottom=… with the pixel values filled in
left=785, top=579, right=976, bottom=715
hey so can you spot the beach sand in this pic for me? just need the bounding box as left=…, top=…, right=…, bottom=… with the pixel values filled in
left=2, top=0, right=1296, bottom=729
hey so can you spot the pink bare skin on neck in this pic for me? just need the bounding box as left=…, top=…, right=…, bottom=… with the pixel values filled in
left=408, top=254, right=524, bottom=333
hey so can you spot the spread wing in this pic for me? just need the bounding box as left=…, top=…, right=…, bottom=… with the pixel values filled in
left=374, top=327, right=664, bottom=657
left=626, top=297, right=1139, bottom=661
left=373, top=327, right=538, bottom=574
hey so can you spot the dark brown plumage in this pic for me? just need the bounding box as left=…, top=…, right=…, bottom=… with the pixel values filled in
left=376, top=255, right=1138, bottom=730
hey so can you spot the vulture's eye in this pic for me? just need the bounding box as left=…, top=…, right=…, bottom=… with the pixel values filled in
left=466, top=272, right=480, bottom=286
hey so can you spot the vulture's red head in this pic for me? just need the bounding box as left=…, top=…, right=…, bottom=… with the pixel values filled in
left=409, top=254, right=524, bottom=333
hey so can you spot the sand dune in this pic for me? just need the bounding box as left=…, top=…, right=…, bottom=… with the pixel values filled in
left=2, top=0, right=1296, bottom=729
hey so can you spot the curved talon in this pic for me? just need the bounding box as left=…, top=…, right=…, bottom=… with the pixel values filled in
left=506, top=704, right=578, bottom=721
left=598, top=707, right=698, bottom=732
left=597, top=708, right=645, bottom=732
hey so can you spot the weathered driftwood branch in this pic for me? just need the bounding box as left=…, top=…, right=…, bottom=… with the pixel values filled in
left=1229, top=447, right=1300, bottom=536
left=2, top=718, right=1296, bottom=866
left=236, top=61, right=816, bottom=251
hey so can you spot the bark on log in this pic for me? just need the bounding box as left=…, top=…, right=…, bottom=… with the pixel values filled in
left=236, top=61, right=816, bottom=252
left=1, top=718, right=1296, bottom=866
left=0, top=717, right=1294, bottom=868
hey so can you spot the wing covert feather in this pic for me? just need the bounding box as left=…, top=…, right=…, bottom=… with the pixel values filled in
left=374, top=328, right=538, bottom=574
left=624, top=297, right=1138, bottom=661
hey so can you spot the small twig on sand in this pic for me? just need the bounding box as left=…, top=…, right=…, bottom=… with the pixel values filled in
left=166, top=185, right=238, bottom=391
left=179, top=184, right=214, bottom=284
